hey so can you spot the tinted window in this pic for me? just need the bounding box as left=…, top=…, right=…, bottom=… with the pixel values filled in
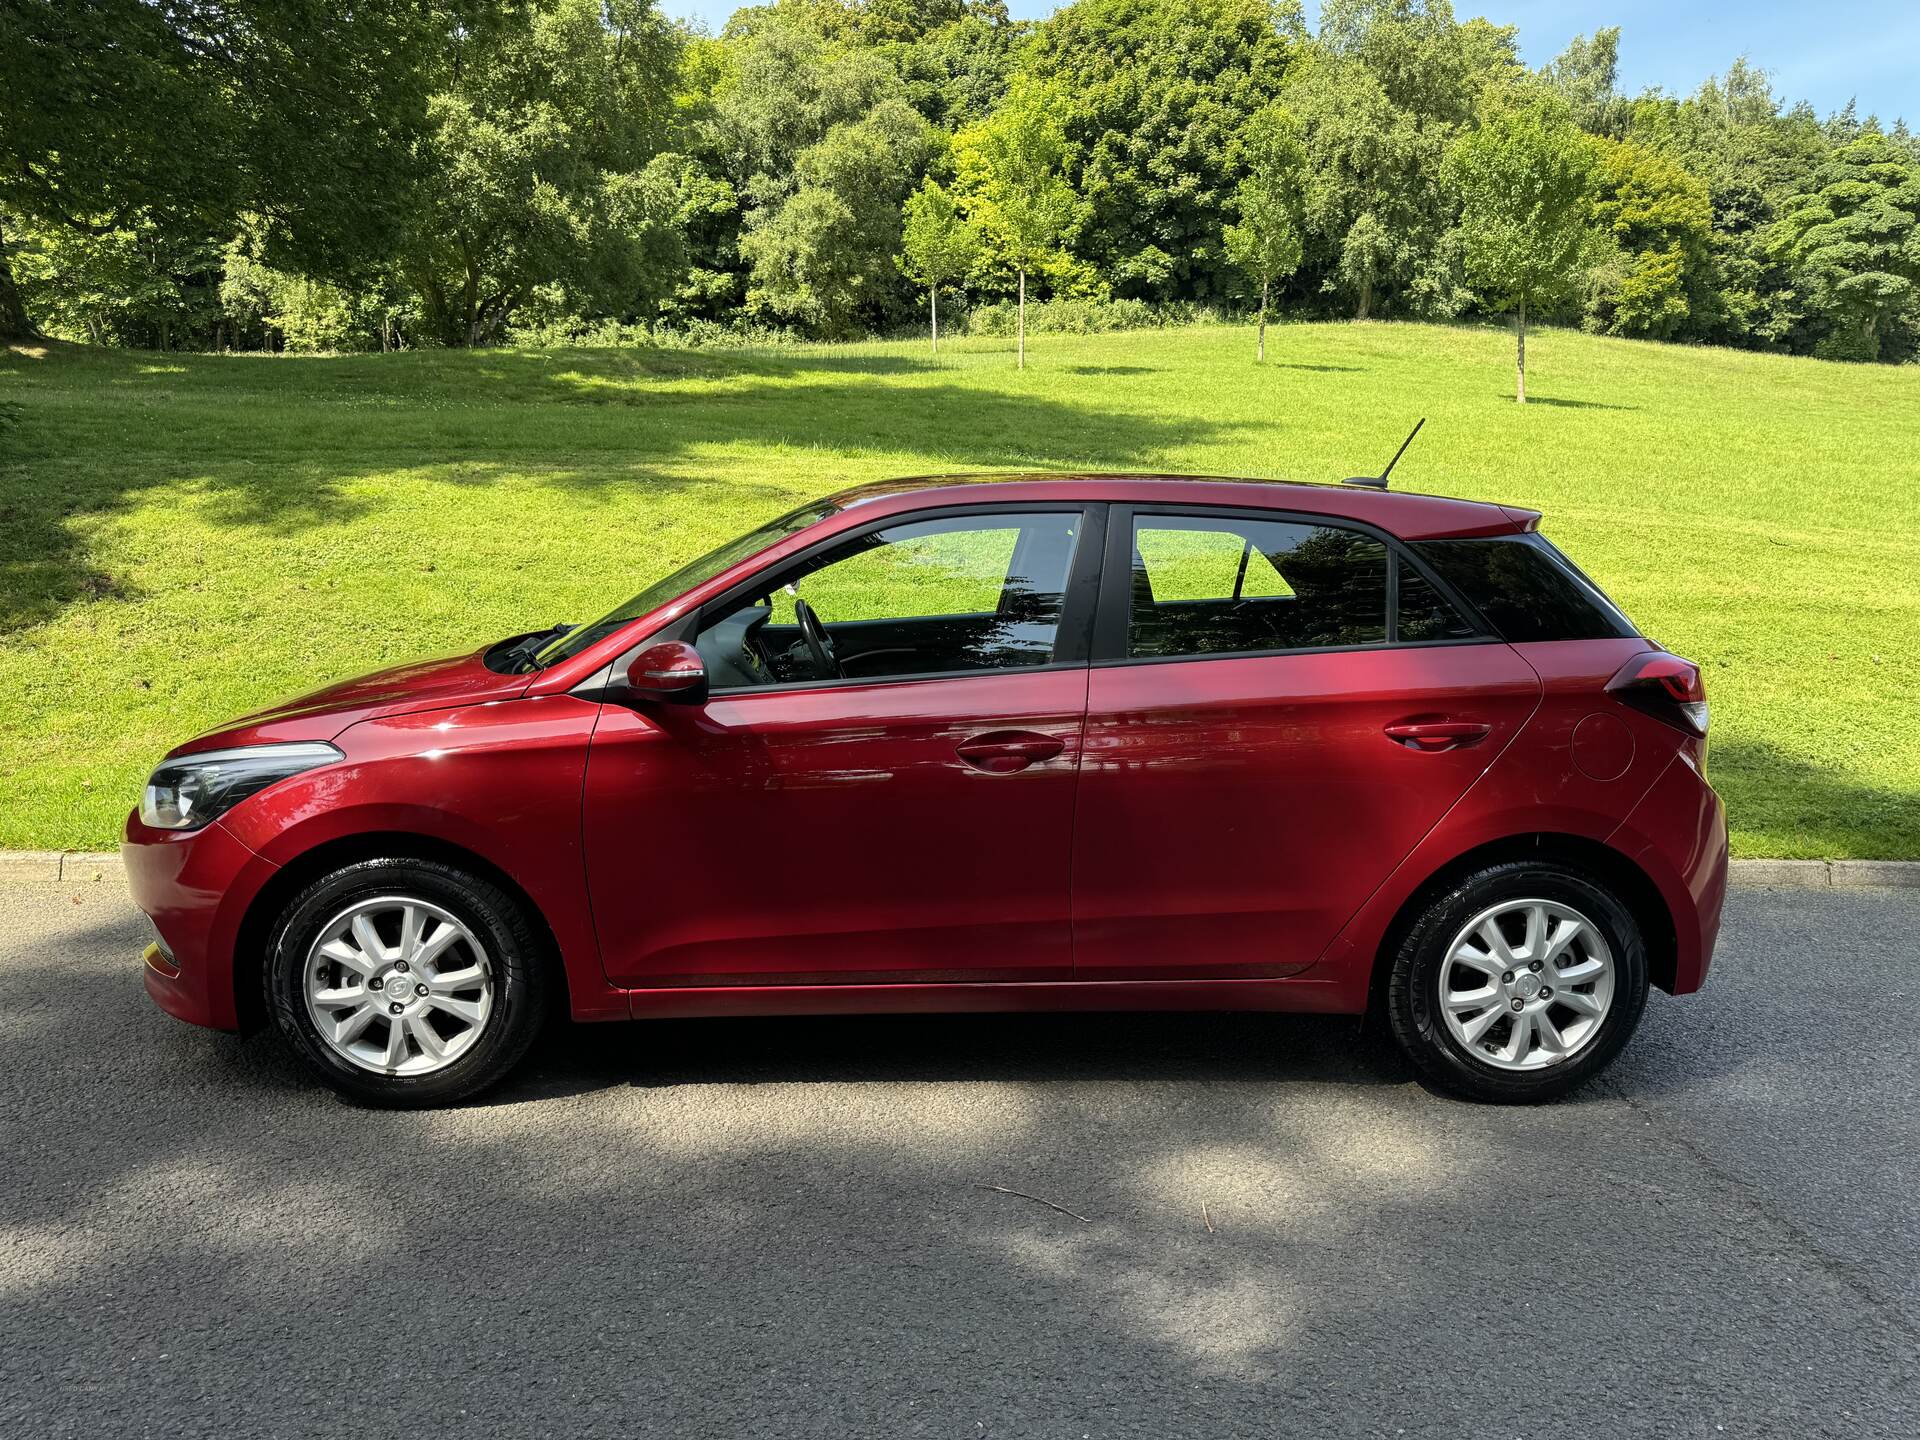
left=697, top=511, right=1080, bottom=689
left=1412, top=536, right=1637, bottom=643
left=1397, top=557, right=1479, bottom=641
left=1128, top=516, right=1387, bottom=658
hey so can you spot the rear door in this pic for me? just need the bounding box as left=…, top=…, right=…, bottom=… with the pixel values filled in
left=1070, top=505, right=1541, bottom=980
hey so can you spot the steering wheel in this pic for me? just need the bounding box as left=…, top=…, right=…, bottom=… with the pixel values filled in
left=791, top=597, right=845, bottom=680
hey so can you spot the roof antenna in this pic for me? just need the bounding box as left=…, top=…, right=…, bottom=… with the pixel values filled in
left=1343, top=417, right=1425, bottom=489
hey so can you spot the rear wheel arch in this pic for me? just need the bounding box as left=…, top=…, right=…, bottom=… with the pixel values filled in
left=231, top=831, right=567, bottom=1034
left=1365, top=832, right=1677, bottom=1023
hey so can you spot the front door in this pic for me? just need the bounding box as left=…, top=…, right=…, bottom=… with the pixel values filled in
left=1070, top=506, right=1542, bottom=979
left=583, top=507, right=1095, bottom=988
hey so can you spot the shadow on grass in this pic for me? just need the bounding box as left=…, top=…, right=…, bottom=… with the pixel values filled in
left=1064, top=364, right=1158, bottom=376
left=1266, top=362, right=1365, bottom=374
left=0, top=342, right=1243, bottom=635
left=1710, top=737, right=1919, bottom=859
left=1497, top=391, right=1639, bottom=411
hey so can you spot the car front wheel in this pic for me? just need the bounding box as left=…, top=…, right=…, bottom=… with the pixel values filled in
left=1386, top=861, right=1649, bottom=1103
left=264, top=857, right=549, bottom=1107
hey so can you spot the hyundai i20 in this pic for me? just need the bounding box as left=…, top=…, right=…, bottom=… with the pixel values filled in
left=125, top=474, right=1726, bottom=1106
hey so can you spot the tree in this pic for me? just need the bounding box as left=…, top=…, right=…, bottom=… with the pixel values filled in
left=954, top=89, right=1076, bottom=367
left=1224, top=105, right=1308, bottom=359
left=1285, top=1, right=1510, bottom=320
left=740, top=98, right=936, bottom=335
left=1019, top=0, right=1304, bottom=302
left=1545, top=27, right=1628, bottom=137
left=900, top=180, right=981, bottom=351
left=1770, top=133, right=1920, bottom=361
left=0, top=0, right=462, bottom=340
left=1444, top=96, right=1598, bottom=401
left=403, top=0, right=685, bottom=344
left=1584, top=138, right=1716, bottom=338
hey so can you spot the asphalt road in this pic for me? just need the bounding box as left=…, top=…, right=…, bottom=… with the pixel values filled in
left=2, top=880, right=1916, bottom=1439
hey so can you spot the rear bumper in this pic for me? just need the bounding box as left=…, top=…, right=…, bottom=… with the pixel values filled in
left=1607, top=755, right=1728, bottom=994
left=123, top=812, right=279, bottom=1031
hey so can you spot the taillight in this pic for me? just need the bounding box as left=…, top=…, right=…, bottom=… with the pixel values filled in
left=1606, top=652, right=1708, bottom=736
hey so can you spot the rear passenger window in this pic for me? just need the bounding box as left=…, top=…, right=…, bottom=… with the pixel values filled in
left=1397, top=558, right=1478, bottom=641
left=1128, top=516, right=1387, bottom=658
left=1412, top=536, right=1637, bottom=643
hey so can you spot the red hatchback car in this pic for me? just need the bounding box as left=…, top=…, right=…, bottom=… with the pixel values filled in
left=125, top=473, right=1726, bottom=1106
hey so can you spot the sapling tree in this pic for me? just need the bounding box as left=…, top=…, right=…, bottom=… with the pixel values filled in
left=899, top=180, right=981, bottom=353
left=1224, top=104, right=1308, bottom=361
left=1444, top=95, right=1597, bottom=401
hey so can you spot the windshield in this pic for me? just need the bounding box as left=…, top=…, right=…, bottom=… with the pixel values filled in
left=530, top=499, right=840, bottom=668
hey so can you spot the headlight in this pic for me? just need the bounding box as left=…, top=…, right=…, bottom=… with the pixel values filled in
left=139, top=742, right=343, bottom=831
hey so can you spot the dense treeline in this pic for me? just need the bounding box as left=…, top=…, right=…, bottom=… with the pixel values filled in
left=3, top=0, right=1917, bottom=364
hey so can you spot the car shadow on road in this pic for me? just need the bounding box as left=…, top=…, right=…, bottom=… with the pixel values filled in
left=484, top=1009, right=1420, bottom=1107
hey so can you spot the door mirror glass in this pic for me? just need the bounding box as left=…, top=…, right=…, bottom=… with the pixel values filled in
left=621, top=641, right=708, bottom=704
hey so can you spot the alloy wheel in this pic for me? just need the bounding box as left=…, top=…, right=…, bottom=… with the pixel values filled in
left=1437, top=898, right=1616, bottom=1072
left=303, top=896, right=494, bottom=1076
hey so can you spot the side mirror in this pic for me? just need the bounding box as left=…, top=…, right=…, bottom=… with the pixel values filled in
left=619, top=641, right=708, bottom=705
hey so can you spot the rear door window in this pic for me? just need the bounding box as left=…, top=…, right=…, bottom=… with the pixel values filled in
left=1126, top=515, right=1388, bottom=658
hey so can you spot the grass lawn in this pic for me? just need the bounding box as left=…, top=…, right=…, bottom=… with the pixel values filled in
left=2, top=320, right=1916, bottom=857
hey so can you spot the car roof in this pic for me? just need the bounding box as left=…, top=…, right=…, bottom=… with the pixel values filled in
left=824, top=472, right=1537, bottom=541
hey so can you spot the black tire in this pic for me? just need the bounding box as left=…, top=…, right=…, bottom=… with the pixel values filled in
left=264, top=858, right=549, bottom=1107
left=1386, top=861, right=1648, bottom=1103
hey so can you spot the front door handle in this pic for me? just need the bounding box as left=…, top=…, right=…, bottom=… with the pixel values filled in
left=1384, top=719, right=1492, bottom=752
left=956, top=730, right=1066, bottom=774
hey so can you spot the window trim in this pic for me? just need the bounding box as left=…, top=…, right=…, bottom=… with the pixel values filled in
left=672, top=500, right=1107, bottom=697
left=1093, top=502, right=1495, bottom=667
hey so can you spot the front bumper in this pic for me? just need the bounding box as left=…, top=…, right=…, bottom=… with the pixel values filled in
left=123, top=811, right=279, bottom=1031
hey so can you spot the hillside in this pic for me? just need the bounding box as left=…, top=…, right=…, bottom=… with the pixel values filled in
left=1, top=320, right=1915, bottom=856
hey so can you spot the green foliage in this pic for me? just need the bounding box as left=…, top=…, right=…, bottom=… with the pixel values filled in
left=1585, top=138, right=1715, bottom=338
left=1020, top=0, right=1304, bottom=300
left=1224, top=105, right=1309, bottom=297
left=1445, top=96, right=1598, bottom=314
left=1544, top=27, right=1628, bottom=138
left=901, top=181, right=982, bottom=291
left=961, top=296, right=1221, bottom=333
left=4, top=0, right=1916, bottom=362
left=404, top=0, right=685, bottom=345
left=739, top=98, right=937, bottom=333
left=0, top=0, right=464, bottom=326
left=953, top=88, right=1078, bottom=273
left=1284, top=0, right=1509, bottom=319
left=1769, top=133, right=1920, bottom=362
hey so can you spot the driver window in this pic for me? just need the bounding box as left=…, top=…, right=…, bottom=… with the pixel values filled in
left=697, top=511, right=1081, bottom=690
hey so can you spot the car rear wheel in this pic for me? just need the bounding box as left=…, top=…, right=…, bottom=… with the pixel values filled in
left=1386, top=861, right=1648, bottom=1103
left=264, top=858, right=548, bottom=1107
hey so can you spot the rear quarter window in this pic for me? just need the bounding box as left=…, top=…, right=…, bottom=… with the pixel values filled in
left=1411, top=535, right=1638, bottom=643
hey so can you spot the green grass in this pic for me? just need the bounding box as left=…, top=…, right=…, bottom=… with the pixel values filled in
left=2, top=320, right=1916, bottom=857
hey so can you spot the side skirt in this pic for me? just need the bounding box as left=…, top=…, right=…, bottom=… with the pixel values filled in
left=606, top=975, right=1359, bottom=1022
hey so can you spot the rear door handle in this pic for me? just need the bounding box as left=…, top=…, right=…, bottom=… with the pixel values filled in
left=1384, top=719, right=1492, bottom=752
left=956, top=730, right=1066, bottom=774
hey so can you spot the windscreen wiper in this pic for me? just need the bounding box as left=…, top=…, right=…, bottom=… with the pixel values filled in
left=490, top=622, right=573, bottom=672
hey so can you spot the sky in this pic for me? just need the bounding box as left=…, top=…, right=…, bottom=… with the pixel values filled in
left=658, top=0, right=1917, bottom=126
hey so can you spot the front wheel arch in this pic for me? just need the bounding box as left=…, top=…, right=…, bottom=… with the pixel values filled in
left=232, top=831, right=566, bottom=1034
left=1364, top=833, right=1676, bottom=1028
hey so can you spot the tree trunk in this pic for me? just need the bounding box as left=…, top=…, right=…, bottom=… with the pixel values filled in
left=930, top=286, right=937, bottom=355
left=1356, top=274, right=1370, bottom=321
left=0, top=222, right=37, bottom=340
left=1017, top=266, right=1026, bottom=369
left=1515, top=297, right=1527, bottom=404
left=1258, top=280, right=1268, bottom=362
